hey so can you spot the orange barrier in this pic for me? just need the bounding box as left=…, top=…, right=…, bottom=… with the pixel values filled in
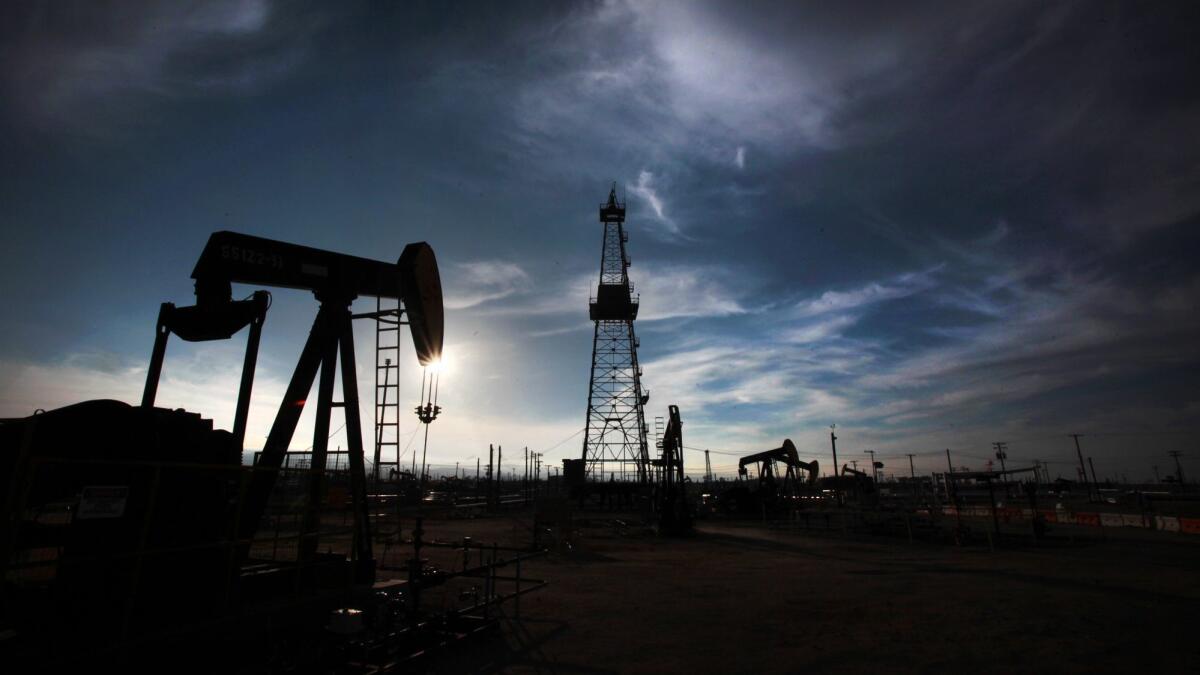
left=1075, top=512, right=1101, bottom=527
left=1180, top=518, right=1200, bottom=535
left=1040, top=510, right=1057, bottom=523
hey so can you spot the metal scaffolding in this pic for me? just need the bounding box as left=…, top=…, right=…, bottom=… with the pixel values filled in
left=581, top=184, right=650, bottom=482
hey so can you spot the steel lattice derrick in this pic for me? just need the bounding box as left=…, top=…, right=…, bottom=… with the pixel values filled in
left=582, top=185, right=649, bottom=483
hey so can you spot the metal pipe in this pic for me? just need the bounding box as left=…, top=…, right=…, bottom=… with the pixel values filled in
left=231, top=292, right=268, bottom=452
left=141, top=303, right=173, bottom=407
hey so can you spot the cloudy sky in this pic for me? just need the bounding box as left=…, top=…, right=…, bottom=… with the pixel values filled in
left=2, top=1, right=1198, bottom=481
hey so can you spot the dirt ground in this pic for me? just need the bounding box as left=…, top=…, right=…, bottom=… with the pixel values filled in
left=403, top=510, right=1200, bottom=674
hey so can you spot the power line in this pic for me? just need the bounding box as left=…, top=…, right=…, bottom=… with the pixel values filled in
left=395, top=426, right=422, bottom=462
left=539, top=427, right=586, bottom=455
left=682, top=445, right=746, bottom=457
left=300, top=421, right=346, bottom=452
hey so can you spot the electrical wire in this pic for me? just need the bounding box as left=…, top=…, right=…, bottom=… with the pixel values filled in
left=682, top=444, right=750, bottom=457
left=394, top=426, right=422, bottom=462
left=539, top=427, right=586, bottom=455
left=300, top=421, right=346, bottom=452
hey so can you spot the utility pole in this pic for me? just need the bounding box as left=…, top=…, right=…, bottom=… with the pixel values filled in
left=1070, top=434, right=1091, bottom=501
left=1169, top=451, right=1185, bottom=487
left=704, top=450, right=713, bottom=484
left=1153, top=465, right=1160, bottom=483
left=906, top=453, right=917, bottom=500
left=488, top=444, right=495, bottom=507
left=865, top=450, right=877, bottom=482
left=1088, top=457, right=1100, bottom=494
left=992, top=441, right=1009, bottom=496
left=945, top=449, right=955, bottom=503
left=830, top=425, right=841, bottom=504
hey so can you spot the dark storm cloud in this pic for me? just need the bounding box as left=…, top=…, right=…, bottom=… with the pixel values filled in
left=1, top=1, right=1197, bottom=476
left=0, top=1, right=332, bottom=135
left=752, top=11, right=1198, bottom=291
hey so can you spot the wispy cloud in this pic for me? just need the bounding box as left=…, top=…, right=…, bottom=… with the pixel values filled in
left=793, top=268, right=940, bottom=318
left=627, top=170, right=685, bottom=238
left=444, top=261, right=530, bottom=310
left=780, top=314, right=858, bottom=344
left=470, top=263, right=751, bottom=323
left=636, top=265, right=748, bottom=321
left=638, top=244, right=1200, bottom=473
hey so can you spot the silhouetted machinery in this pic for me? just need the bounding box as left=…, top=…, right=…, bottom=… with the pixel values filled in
left=721, top=439, right=820, bottom=514
left=0, top=232, right=444, bottom=664
left=651, top=405, right=692, bottom=533
left=818, top=463, right=878, bottom=505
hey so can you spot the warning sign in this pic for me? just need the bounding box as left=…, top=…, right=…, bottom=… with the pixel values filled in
left=77, top=486, right=129, bottom=520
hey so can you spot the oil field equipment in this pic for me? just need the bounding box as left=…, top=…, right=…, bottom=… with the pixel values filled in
left=722, top=440, right=820, bottom=513
left=652, top=405, right=692, bottom=533
left=0, top=232, right=565, bottom=671
left=818, top=463, right=878, bottom=506
left=581, top=184, right=651, bottom=485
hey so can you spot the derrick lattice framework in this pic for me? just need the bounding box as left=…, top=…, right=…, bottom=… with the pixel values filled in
left=582, top=185, right=650, bottom=482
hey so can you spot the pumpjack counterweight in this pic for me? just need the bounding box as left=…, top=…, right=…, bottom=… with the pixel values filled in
left=581, top=185, right=650, bottom=483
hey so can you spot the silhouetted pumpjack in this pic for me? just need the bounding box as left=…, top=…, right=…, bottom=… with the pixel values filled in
left=738, top=439, right=819, bottom=492
left=0, top=231, right=444, bottom=655
left=721, top=439, right=820, bottom=513
left=141, top=231, right=443, bottom=579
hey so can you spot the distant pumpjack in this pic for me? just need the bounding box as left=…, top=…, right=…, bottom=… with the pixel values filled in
left=717, top=439, right=818, bottom=514
left=581, top=184, right=650, bottom=483
left=737, top=439, right=820, bottom=498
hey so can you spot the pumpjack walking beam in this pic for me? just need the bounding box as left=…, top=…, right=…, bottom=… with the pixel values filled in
left=143, top=231, right=442, bottom=581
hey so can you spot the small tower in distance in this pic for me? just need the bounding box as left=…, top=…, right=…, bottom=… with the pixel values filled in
left=581, top=184, right=650, bottom=483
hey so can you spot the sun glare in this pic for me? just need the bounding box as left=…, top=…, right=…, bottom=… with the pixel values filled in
left=426, top=350, right=450, bottom=375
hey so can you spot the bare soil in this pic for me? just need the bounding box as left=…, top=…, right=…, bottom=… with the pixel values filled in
left=405, top=510, right=1200, bottom=674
